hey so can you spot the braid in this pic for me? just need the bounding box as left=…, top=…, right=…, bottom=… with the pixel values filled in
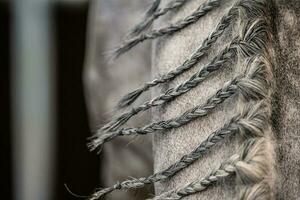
left=103, top=19, right=268, bottom=132
left=112, top=0, right=222, bottom=59
left=87, top=102, right=269, bottom=199
left=117, top=4, right=238, bottom=108
left=117, top=0, right=269, bottom=109
left=150, top=138, right=272, bottom=200
left=128, top=0, right=190, bottom=37
left=87, top=0, right=276, bottom=199
left=89, top=55, right=270, bottom=150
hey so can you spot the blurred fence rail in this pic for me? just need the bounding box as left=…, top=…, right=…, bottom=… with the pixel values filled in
left=11, top=0, right=55, bottom=200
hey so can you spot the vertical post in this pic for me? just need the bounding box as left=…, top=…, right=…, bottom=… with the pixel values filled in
left=11, top=0, right=55, bottom=199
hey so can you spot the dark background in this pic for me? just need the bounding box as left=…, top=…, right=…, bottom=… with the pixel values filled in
left=0, top=1, right=100, bottom=199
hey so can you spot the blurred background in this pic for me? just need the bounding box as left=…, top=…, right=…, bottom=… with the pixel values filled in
left=1, top=0, right=153, bottom=199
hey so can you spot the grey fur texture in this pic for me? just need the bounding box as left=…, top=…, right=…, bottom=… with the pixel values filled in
left=152, top=0, right=275, bottom=199
left=271, top=0, right=300, bottom=198
left=150, top=50, right=275, bottom=199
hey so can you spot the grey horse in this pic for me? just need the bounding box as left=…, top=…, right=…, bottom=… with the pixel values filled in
left=84, top=0, right=300, bottom=199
